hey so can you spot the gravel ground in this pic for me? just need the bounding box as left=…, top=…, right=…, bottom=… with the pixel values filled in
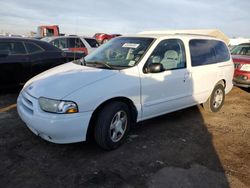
left=0, top=87, right=249, bottom=188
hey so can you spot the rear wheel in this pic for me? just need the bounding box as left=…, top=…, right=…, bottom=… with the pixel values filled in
left=203, top=84, right=225, bottom=112
left=94, top=102, right=131, bottom=150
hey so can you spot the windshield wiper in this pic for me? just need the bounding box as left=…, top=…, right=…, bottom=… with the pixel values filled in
left=86, top=61, right=114, bottom=69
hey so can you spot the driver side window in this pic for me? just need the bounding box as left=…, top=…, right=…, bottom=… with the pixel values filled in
left=147, top=39, right=186, bottom=70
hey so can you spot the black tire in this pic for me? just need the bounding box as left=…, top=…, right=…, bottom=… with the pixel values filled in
left=94, top=102, right=131, bottom=150
left=203, top=84, right=225, bottom=112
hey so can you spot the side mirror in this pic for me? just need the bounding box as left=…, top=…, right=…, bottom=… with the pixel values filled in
left=144, top=63, right=165, bottom=73
left=0, top=50, right=9, bottom=58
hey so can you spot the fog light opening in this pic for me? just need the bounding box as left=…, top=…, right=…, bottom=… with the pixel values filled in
left=242, top=76, right=248, bottom=80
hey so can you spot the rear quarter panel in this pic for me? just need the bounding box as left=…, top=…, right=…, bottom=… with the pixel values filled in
left=186, top=38, right=234, bottom=103
left=218, top=61, right=234, bottom=94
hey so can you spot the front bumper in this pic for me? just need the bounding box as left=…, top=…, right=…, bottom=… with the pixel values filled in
left=233, top=75, right=250, bottom=88
left=17, top=91, right=92, bottom=144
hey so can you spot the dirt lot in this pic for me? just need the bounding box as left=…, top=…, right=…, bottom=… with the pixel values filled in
left=0, top=87, right=249, bottom=188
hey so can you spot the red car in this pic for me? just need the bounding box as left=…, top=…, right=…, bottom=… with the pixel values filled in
left=94, top=33, right=121, bottom=44
left=231, top=43, right=250, bottom=88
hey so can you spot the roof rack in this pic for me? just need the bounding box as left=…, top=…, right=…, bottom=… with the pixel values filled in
left=173, top=33, right=214, bottom=37
left=138, top=29, right=229, bottom=44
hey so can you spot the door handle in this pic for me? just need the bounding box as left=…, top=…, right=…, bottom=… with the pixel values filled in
left=183, top=72, right=191, bottom=82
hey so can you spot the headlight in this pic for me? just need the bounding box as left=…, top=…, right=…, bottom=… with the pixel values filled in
left=240, top=64, right=250, bottom=72
left=39, top=97, right=78, bottom=114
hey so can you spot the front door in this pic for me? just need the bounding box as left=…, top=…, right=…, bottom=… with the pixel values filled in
left=0, top=41, right=30, bottom=87
left=140, top=39, right=192, bottom=119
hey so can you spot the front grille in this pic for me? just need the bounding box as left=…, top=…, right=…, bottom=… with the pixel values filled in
left=20, top=92, right=34, bottom=115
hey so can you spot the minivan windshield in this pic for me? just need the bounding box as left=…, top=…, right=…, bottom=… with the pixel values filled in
left=83, top=37, right=154, bottom=69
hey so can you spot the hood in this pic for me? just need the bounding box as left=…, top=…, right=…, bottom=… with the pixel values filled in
left=24, top=62, right=117, bottom=99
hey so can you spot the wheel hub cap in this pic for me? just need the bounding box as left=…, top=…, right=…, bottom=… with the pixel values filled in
left=110, top=111, right=127, bottom=142
left=213, top=89, right=223, bottom=108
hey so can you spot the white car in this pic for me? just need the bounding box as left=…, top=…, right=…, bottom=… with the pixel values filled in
left=42, top=36, right=99, bottom=55
left=17, top=32, right=234, bottom=150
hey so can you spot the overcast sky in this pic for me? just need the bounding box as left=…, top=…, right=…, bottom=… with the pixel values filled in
left=0, top=0, right=249, bottom=37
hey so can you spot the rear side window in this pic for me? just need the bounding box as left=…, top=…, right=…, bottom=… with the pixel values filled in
left=51, top=38, right=68, bottom=49
left=84, top=38, right=99, bottom=48
left=25, top=42, right=44, bottom=54
left=0, top=42, right=26, bottom=55
left=189, top=39, right=230, bottom=67
left=214, top=41, right=231, bottom=62
left=68, top=38, right=85, bottom=48
left=50, top=38, right=60, bottom=48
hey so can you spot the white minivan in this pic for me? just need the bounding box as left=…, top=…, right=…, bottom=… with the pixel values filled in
left=17, top=32, right=234, bottom=150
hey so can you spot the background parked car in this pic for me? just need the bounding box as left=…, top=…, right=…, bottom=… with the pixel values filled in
left=0, top=37, right=84, bottom=89
left=231, top=43, right=250, bottom=88
left=94, top=33, right=121, bottom=44
left=42, top=36, right=99, bottom=55
left=229, top=38, right=250, bottom=50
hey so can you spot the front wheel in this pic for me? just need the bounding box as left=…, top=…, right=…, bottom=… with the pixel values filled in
left=94, top=102, right=131, bottom=150
left=203, top=84, right=225, bottom=112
